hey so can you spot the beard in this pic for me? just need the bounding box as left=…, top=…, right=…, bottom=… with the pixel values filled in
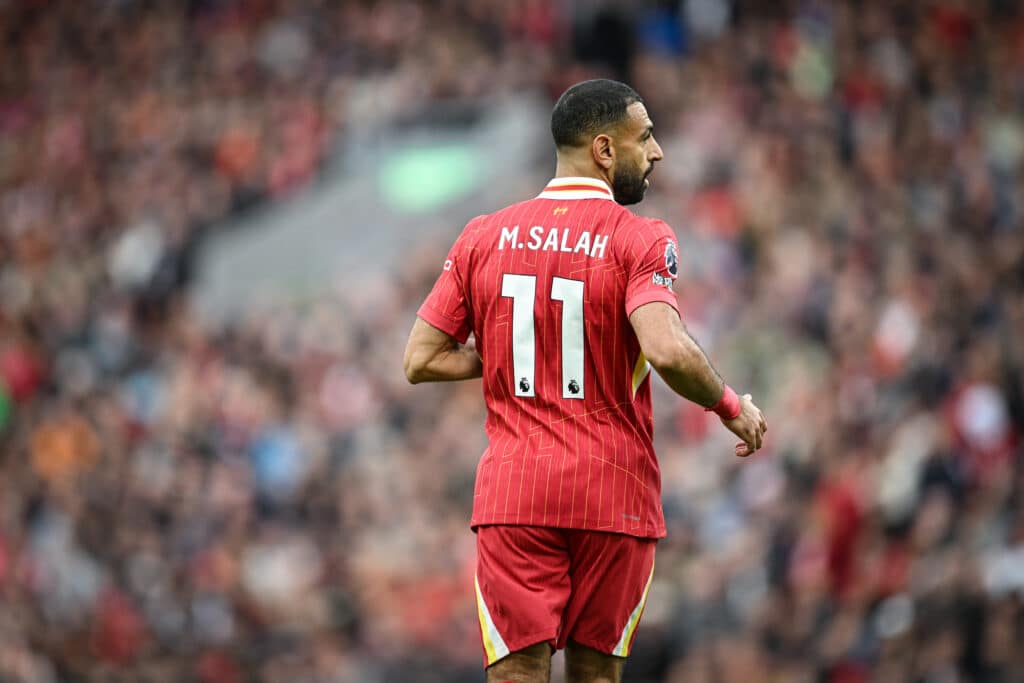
left=612, top=161, right=652, bottom=206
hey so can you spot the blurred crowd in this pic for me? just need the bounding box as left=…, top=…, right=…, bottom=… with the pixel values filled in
left=1, top=1, right=1023, bottom=682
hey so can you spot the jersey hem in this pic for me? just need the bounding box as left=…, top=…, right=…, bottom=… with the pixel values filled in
left=471, top=520, right=667, bottom=540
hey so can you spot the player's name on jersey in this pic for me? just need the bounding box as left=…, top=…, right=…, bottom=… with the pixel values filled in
left=498, top=226, right=609, bottom=259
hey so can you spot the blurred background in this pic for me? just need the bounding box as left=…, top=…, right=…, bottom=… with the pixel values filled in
left=1, top=0, right=1023, bottom=681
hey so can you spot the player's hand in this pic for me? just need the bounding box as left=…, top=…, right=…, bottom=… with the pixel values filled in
left=721, top=393, right=767, bottom=457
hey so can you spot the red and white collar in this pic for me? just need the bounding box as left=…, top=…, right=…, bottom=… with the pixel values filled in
left=537, top=177, right=614, bottom=201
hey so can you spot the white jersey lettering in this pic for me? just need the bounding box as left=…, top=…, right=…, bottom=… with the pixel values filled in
left=509, top=227, right=606, bottom=258
left=499, top=226, right=519, bottom=250
left=527, top=226, right=544, bottom=250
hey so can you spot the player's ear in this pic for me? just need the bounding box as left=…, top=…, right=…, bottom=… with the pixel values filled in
left=592, top=133, right=614, bottom=170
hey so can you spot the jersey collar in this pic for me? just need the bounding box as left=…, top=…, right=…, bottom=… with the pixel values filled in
left=537, top=177, right=614, bottom=201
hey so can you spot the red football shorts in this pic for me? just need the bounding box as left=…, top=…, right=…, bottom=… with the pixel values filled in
left=474, top=525, right=657, bottom=668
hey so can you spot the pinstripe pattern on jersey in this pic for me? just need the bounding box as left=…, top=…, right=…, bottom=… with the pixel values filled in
left=418, top=180, right=681, bottom=539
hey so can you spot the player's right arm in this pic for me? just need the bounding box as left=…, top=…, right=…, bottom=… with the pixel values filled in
left=629, top=302, right=766, bottom=456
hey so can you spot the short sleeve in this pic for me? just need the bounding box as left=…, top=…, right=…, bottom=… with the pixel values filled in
left=417, top=229, right=474, bottom=343
left=622, top=218, right=681, bottom=317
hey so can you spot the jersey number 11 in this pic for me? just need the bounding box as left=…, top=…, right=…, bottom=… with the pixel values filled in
left=501, top=273, right=584, bottom=400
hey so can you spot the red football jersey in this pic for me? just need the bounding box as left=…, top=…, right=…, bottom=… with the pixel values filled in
left=418, top=177, right=680, bottom=538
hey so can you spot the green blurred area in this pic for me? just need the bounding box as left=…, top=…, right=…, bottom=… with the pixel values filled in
left=378, top=144, right=484, bottom=213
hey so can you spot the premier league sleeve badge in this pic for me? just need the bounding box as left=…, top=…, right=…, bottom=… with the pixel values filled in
left=664, top=241, right=678, bottom=277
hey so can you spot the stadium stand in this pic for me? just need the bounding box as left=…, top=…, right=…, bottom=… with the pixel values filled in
left=0, top=1, right=1021, bottom=681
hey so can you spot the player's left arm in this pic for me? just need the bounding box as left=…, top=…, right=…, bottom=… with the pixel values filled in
left=403, top=317, right=482, bottom=383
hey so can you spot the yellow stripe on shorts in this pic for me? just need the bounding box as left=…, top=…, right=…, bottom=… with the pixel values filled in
left=474, top=575, right=510, bottom=665
left=612, top=561, right=655, bottom=656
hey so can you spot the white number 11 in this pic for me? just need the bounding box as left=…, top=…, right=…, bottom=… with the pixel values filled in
left=501, top=274, right=585, bottom=400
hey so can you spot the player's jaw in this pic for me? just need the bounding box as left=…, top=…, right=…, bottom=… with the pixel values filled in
left=612, top=159, right=654, bottom=206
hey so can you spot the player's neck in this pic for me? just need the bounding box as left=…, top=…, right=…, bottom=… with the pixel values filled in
left=553, top=159, right=612, bottom=187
